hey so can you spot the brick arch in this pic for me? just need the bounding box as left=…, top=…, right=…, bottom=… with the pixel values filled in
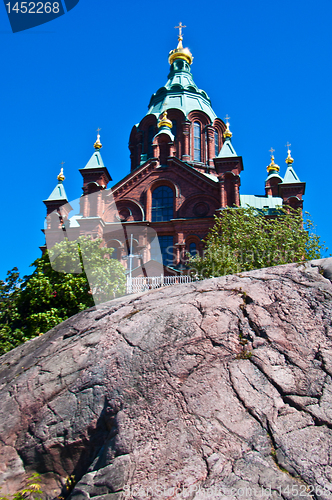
left=284, top=196, right=303, bottom=210
left=103, top=198, right=145, bottom=223
left=213, top=118, right=226, bottom=156
left=129, top=125, right=140, bottom=170
left=178, top=193, right=219, bottom=218
left=104, top=238, right=124, bottom=260
left=187, top=110, right=211, bottom=125
left=131, top=115, right=158, bottom=167
left=185, top=234, right=202, bottom=257
left=146, top=179, right=179, bottom=222
left=187, top=111, right=211, bottom=164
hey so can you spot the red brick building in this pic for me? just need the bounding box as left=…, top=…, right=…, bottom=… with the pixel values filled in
left=43, top=29, right=305, bottom=275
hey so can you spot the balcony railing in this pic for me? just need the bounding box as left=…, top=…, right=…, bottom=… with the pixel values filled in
left=126, top=275, right=195, bottom=294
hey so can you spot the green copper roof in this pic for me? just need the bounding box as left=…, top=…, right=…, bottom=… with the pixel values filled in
left=218, top=137, right=237, bottom=157
left=82, top=150, right=105, bottom=170
left=265, top=171, right=283, bottom=183
left=44, top=181, right=68, bottom=202
left=147, top=59, right=217, bottom=122
left=240, top=194, right=283, bottom=209
left=283, top=165, right=301, bottom=183
left=154, top=126, right=175, bottom=141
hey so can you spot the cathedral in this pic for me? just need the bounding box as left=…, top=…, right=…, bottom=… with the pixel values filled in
left=43, top=25, right=306, bottom=276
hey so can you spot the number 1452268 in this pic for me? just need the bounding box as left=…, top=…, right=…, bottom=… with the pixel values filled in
left=6, top=2, right=60, bottom=13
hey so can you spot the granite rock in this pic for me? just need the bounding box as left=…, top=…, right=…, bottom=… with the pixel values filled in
left=0, top=259, right=332, bottom=499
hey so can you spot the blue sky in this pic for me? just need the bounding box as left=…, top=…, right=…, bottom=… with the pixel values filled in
left=0, top=0, right=331, bottom=281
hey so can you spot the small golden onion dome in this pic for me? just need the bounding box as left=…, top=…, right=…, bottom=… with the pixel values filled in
left=168, top=37, right=193, bottom=66
left=267, top=155, right=280, bottom=173
left=158, top=110, right=173, bottom=129
left=57, top=167, right=65, bottom=182
left=286, top=148, right=294, bottom=164
left=223, top=122, right=233, bottom=139
left=94, top=131, right=102, bottom=150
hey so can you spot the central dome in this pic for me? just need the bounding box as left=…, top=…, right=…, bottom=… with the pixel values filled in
left=146, top=37, right=217, bottom=123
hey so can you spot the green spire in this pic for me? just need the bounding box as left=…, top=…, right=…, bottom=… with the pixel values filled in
left=44, top=167, right=68, bottom=202
left=82, top=150, right=105, bottom=170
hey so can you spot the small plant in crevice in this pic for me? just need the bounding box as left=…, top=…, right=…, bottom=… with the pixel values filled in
left=0, top=473, right=43, bottom=500
left=236, top=350, right=252, bottom=360
left=270, top=443, right=293, bottom=476
left=56, top=474, right=76, bottom=500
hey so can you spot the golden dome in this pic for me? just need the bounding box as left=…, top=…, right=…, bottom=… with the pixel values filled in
left=94, top=128, right=102, bottom=150
left=267, top=154, right=280, bottom=173
left=168, top=23, right=193, bottom=65
left=285, top=144, right=294, bottom=164
left=57, top=167, right=65, bottom=182
left=158, top=110, right=172, bottom=129
left=223, top=122, right=233, bottom=139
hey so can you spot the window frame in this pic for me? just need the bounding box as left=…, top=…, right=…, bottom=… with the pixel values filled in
left=193, top=122, right=201, bottom=162
left=151, top=185, right=174, bottom=222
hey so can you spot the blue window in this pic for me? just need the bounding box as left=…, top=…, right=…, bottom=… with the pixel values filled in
left=151, top=186, right=174, bottom=222
left=158, top=235, right=174, bottom=266
left=189, top=242, right=197, bottom=257
left=141, top=130, right=145, bottom=154
left=214, top=130, right=219, bottom=156
left=172, top=120, right=177, bottom=139
left=148, top=125, right=155, bottom=158
left=194, top=122, right=201, bottom=162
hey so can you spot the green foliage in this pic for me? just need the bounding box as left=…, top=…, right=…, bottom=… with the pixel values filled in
left=0, top=236, right=126, bottom=356
left=188, top=207, right=327, bottom=279
left=0, top=473, right=43, bottom=500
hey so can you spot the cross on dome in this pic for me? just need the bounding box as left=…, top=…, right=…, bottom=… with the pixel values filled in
left=223, top=115, right=232, bottom=138
left=174, top=22, right=186, bottom=40
left=285, top=142, right=294, bottom=164
left=57, top=166, right=65, bottom=182
left=94, top=128, right=102, bottom=150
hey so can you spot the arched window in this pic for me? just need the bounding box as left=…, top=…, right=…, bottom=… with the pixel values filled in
left=106, top=239, right=122, bottom=260
left=141, top=130, right=145, bottom=154
left=148, top=125, right=155, bottom=158
left=189, top=242, right=197, bottom=257
left=193, top=122, right=201, bottom=162
left=171, top=120, right=177, bottom=139
left=151, top=185, right=174, bottom=222
left=214, top=130, right=219, bottom=156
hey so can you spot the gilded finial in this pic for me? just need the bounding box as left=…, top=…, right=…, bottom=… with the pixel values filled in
left=285, top=142, right=294, bottom=164
left=94, top=128, right=102, bottom=150
left=175, top=22, right=186, bottom=42
left=57, top=163, right=65, bottom=182
left=223, top=115, right=233, bottom=138
left=267, top=148, right=280, bottom=173
left=169, top=22, right=193, bottom=65
left=158, top=110, right=172, bottom=129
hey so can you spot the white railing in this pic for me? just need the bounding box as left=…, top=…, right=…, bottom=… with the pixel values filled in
left=126, top=275, right=194, bottom=294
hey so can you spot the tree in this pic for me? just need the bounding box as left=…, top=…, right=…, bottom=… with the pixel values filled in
left=188, top=207, right=327, bottom=279
left=0, top=236, right=126, bottom=355
left=0, top=473, right=43, bottom=500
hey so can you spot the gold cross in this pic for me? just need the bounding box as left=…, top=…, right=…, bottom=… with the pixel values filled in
left=97, top=127, right=101, bottom=134
left=269, top=147, right=275, bottom=155
left=224, top=114, right=231, bottom=123
left=285, top=142, right=291, bottom=150
left=174, top=22, right=186, bottom=37
left=60, top=161, right=65, bottom=167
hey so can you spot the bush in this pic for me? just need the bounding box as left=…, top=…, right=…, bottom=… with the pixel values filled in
left=188, top=207, right=327, bottom=279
